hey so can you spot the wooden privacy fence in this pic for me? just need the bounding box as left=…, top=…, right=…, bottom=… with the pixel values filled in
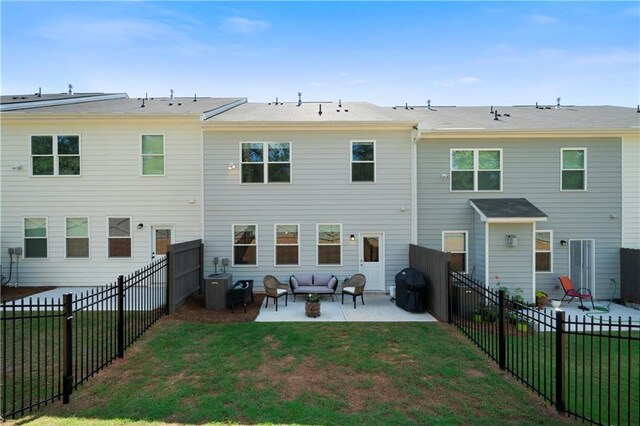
left=408, top=244, right=451, bottom=321
left=166, top=239, right=204, bottom=314
left=620, top=248, right=640, bottom=301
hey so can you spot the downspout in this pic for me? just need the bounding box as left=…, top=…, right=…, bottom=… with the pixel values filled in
left=411, top=128, right=419, bottom=245
left=200, top=128, right=206, bottom=257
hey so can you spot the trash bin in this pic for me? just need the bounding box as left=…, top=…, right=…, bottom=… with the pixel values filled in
left=204, top=273, right=232, bottom=309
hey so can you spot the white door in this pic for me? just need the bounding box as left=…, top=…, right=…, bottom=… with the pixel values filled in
left=359, top=233, right=385, bottom=291
left=151, top=226, right=173, bottom=260
left=569, top=240, right=595, bottom=297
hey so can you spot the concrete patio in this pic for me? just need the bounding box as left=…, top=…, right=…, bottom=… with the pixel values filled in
left=255, top=293, right=438, bottom=322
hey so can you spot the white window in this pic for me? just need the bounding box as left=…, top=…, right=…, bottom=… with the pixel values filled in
left=317, top=224, right=342, bottom=266
left=450, top=149, right=502, bottom=191
left=141, top=135, right=165, bottom=175
left=233, top=224, right=257, bottom=266
left=66, top=217, right=90, bottom=258
left=275, top=224, right=299, bottom=266
left=351, top=141, right=375, bottom=182
left=535, top=230, right=553, bottom=273
left=24, top=218, right=48, bottom=258
left=31, top=135, right=80, bottom=176
left=561, top=148, right=586, bottom=191
left=108, top=218, right=131, bottom=258
left=240, top=142, right=291, bottom=183
left=442, top=231, right=468, bottom=273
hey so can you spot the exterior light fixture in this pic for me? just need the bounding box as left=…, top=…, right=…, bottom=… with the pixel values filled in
left=560, top=240, right=568, bottom=247
left=137, top=223, right=144, bottom=229
left=350, top=234, right=356, bottom=241
left=228, top=162, right=236, bottom=170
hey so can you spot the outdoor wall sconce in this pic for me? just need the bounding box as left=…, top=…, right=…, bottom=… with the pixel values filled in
left=350, top=234, right=356, bottom=241
left=137, top=223, right=144, bottom=229
left=228, top=162, right=236, bottom=170
left=441, top=173, right=449, bottom=179
left=560, top=240, right=568, bottom=247
left=505, top=235, right=517, bottom=247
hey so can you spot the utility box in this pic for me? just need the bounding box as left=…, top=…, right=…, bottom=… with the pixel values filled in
left=204, top=273, right=232, bottom=309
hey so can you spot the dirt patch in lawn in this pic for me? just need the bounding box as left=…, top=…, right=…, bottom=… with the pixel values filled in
left=164, top=292, right=265, bottom=324
left=0, top=285, right=56, bottom=302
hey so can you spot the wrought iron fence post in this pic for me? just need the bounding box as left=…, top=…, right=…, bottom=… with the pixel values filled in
left=498, top=289, right=506, bottom=370
left=166, top=250, right=175, bottom=315
left=62, top=293, right=73, bottom=404
left=117, top=275, right=124, bottom=359
left=555, top=310, right=565, bottom=414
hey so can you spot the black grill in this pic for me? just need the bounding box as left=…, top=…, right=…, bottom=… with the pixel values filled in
left=395, top=268, right=427, bottom=312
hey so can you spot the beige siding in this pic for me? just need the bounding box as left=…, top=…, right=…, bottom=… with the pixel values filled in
left=622, top=135, right=640, bottom=249
left=203, top=129, right=413, bottom=290
left=0, top=118, right=203, bottom=286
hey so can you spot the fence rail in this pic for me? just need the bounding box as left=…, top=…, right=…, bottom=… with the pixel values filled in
left=449, top=269, right=640, bottom=425
left=1, top=256, right=168, bottom=420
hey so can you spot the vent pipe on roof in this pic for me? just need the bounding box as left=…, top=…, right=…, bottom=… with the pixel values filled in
left=338, top=99, right=342, bottom=108
left=636, top=105, right=639, bottom=113
left=193, top=94, right=197, bottom=102
left=145, top=92, right=148, bottom=100
left=490, top=105, right=494, bottom=114
left=170, top=89, right=174, bottom=101
left=318, top=104, right=322, bottom=116
left=297, top=92, right=302, bottom=107
left=36, top=87, right=42, bottom=97
left=141, top=99, right=146, bottom=108
left=427, top=99, right=435, bottom=111
left=494, top=110, right=499, bottom=121
left=535, top=102, right=539, bottom=109
left=556, top=97, right=561, bottom=109
left=68, top=84, right=73, bottom=95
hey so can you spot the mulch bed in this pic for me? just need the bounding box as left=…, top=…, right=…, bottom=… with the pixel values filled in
left=166, top=293, right=266, bottom=323
left=0, top=285, right=56, bottom=302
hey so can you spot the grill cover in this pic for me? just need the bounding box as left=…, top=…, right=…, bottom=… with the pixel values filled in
left=395, top=268, right=427, bottom=312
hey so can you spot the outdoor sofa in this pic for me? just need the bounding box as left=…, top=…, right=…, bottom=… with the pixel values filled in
left=289, top=274, right=339, bottom=301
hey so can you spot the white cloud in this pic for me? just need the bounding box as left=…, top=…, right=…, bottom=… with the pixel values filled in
left=458, top=77, right=481, bottom=85
left=38, top=18, right=180, bottom=43
left=531, top=14, right=559, bottom=25
left=220, top=17, right=271, bottom=35
left=309, top=81, right=322, bottom=87
left=345, top=79, right=367, bottom=85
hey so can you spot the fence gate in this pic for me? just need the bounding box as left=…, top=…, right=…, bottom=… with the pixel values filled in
left=408, top=244, right=451, bottom=321
left=166, top=239, right=204, bottom=314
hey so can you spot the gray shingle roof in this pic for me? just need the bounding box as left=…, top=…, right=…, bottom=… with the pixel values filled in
left=1, top=92, right=111, bottom=104
left=470, top=198, right=548, bottom=221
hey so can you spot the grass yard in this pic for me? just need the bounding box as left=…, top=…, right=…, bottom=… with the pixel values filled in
left=14, top=320, right=571, bottom=426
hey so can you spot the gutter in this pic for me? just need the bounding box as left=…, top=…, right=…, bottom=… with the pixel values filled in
left=0, top=93, right=129, bottom=111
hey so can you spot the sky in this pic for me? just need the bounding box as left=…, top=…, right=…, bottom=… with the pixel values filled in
left=1, top=1, right=638, bottom=107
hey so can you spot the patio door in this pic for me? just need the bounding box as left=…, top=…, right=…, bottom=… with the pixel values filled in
left=151, top=226, right=173, bottom=261
left=569, top=240, right=595, bottom=296
left=359, top=233, right=385, bottom=291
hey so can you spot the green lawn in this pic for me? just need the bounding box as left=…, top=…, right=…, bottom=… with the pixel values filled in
left=13, top=320, right=571, bottom=425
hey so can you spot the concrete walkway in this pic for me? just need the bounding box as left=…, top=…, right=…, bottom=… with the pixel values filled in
left=256, top=293, right=438, bottom=322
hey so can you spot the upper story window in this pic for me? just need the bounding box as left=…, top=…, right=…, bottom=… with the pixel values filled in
left=31, top=135, right=80, bottom=176
left=451, top=149, right=501, bottom=191
left=66, top=217, right=89, bottom=258
left=535, top=231, right=552, bottom=273
left=561, top=148, right=586, bottom=191
left=241, top=142, right=291, bottom=183
left=233, top=224, right=257, bottom=266
left=317, top=224, right=342, bottom=266
left=141, top=135, right=165, bottom=176
left=275, top=224, right=299, bottom=266
left=442, top=231, right=467, bottom=273
left=108, top=218, right=131, bottom=258
left=24, top=218, right=48, bottom=258
left=351, top=141, right=375, bottom=182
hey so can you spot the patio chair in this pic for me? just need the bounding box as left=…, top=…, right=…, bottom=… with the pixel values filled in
left=558, top=276, right=594, bottom=310
left=263, top=275, right=288, bottom=311
left=342, top=274, right=366, bottom=309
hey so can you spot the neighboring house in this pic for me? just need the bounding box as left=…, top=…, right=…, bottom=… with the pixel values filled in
left=0, top=92, right=245, bottom=286
left=413, top=105, right=639, bottom=301
left=2, top=91, right=638, bottom=303
left=200, top=101, right=419, bottom=290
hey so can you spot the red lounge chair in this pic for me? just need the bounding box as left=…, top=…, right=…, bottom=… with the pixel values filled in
left=558, top=276, right=594, bottom=310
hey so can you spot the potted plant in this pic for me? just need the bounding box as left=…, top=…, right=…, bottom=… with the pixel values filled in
left=305, top=293, right=321, bottom=318
left=535, top=291, right=549, bottom=309
left=516, top=319, right=530, bottom=333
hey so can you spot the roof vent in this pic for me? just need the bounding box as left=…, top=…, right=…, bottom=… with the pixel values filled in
left=494, top=110, right=499, bottom=121
left=637, top=105, right=639, bottom=113
left=297, top=92, right=302, bottom=107
left=427, top=99, right=435, bottom=111
left=68, top=84, right=73, bottom=95
left=141, top=98, right=146, bottom=108
left=338, top=99, right=343, bottom=108
left=37, top=87, right=42, bottom=98
left=404, top=102, right=413, bottom=110
left=193, top=94, right=197, bottom=102
left=170, top=89, right=174, bottom=101
left=556, top=97, right=562, bottom=109
left=145, top=92, right=148, bottom=100
left=490, top=105, right=494, bottom=114
left=318, top=104, right=322, bottom=116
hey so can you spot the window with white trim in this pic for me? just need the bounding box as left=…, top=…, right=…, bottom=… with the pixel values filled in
left=66, top=217, right=89, bottom=258
left=241, top=142, right=290, bottom=183
left=561, top=148, right=586, bottom=191
left=443, top=231, right=467, bottom=273
left=535, top=231, right=552, bottom=272
left=141, top=135, right=165, bottom=175
left=108, top=218, right=131, bottom=258
left=351, top=141, right=375, bottom=182
left=31, top=135, right=80, bottom=176
left=275, top=224, right=299, bottom=266
left=24, top=218, right=48, bottom=258
left=451, top=149, right=501, bottom=191
left=233, top=224, right=257, bottom=265
left=317, top=224, right=341, bottom=265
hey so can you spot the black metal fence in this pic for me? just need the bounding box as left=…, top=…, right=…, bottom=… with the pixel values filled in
left=449, top=270, right=640, bottom=425
left=0, top=257, right=167, bottom=420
